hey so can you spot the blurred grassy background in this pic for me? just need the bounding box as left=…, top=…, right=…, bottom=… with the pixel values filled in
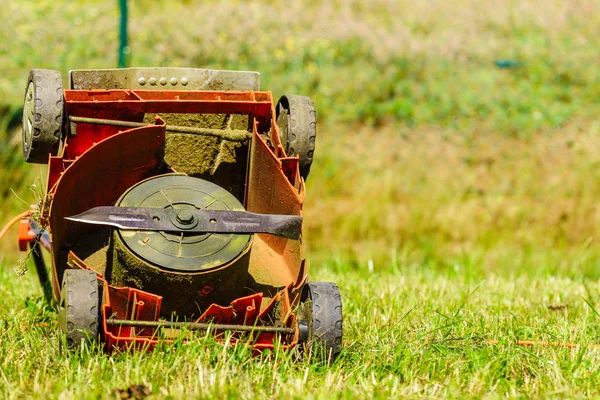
left=3, top=0, right=600, bottom=269
left=1, top=1, right=599, bottom=129
left=2, top=0, right=600, bottom=397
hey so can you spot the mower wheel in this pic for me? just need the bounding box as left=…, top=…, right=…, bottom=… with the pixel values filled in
left=298, top=281, right=343, bottom=362
left=22, top=69, right=64, bottom=164
left=275, top=95, right=317, bottom=181
left=58, top=269, right=101, bottom=350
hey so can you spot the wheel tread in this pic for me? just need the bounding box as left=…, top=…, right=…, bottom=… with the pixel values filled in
left=22, top=69, right=64, bottom=163
left=275, top=94, right=317, bottom=180
left=301, top=281, right=343, bottom=362
left=59, top=269, right=100, bottom=350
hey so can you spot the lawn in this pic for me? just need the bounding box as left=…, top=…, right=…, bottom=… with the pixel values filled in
left=2, top=0, right=600, bottom=398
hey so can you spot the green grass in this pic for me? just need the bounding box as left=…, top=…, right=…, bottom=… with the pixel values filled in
left=5, top=249, right=600, bottom=397
left=2, top=0, right=600, bottom=398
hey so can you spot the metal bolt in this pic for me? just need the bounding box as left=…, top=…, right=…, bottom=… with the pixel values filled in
left=138, top=77, right=146, bottom=85
left=170, top=77, right=178, bottom=85
left=176, top=210, right=195, bottom=225
left=149, top=77, right=157, bottom=85
left=181, top=77, right=189, bottom=86
left=159, top=77, right=167, bottom=85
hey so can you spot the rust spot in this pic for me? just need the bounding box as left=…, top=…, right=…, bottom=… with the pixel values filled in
left=197, top=286, right=215, bottom=297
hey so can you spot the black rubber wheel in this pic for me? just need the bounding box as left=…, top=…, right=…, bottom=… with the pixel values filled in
left=297, top=281, right=343, bottom=362
left=22, top=69, right=64, bottom=164
left=275, top=95, right=317, bottom=181
left=58, top=269, right=101, bottom=350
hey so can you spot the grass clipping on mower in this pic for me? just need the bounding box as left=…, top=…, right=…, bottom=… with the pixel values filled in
left=144, top=113, right=249, bottom=176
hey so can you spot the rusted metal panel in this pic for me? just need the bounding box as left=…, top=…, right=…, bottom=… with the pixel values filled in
left=246, top=129, right=306, bottom=295
left=48, top=122, right=166, bottom=297
left=64, top=90, right=273, bottom=122
left=70, top=68, right=260, bottom=91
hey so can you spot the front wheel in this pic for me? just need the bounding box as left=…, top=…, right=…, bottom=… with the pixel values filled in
left=58, top=269, right=101, bottom=350
left=297, top=281, right=343, bottom=362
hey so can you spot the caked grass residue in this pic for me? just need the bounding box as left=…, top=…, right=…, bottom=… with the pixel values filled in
left=143, top=113, right=249, bottom=177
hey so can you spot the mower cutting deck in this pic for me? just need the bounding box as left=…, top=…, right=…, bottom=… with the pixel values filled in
left=17, top=68, right=342, bottom=360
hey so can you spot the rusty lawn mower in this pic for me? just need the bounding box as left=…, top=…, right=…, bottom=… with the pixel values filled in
left=12, top=67, right=342, bottom=360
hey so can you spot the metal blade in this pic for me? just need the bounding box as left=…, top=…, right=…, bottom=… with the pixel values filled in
left=65, top=206, right=302, bottom=239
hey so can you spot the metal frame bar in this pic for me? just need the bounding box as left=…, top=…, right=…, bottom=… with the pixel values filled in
left=69, top=116, right=251, bottom=142
left=106, top=319, right=295, bottom=334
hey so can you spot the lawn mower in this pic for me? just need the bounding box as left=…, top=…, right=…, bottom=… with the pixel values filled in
left=14, top=67, right=342, bottom=360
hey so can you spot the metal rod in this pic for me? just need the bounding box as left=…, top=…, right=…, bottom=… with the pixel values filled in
left=118, top=0, right=129, bottom=68
left=106, top=319, right=295, bottom=334
left=30, top=241, right=53, bottom=303
left=29, top=219, right=51, bottom=252
left=69, top=116, right=252, bottom=142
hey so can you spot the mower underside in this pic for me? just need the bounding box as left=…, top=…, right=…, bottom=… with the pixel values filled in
left=17, top=68, right=342, bottom=360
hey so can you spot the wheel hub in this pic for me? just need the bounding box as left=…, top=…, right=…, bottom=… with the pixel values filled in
left=22, top=82, right=34, bottom=153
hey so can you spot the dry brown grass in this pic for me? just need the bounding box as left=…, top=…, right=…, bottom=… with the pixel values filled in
left=304, top=120, right=600, bottom=270
left=3, top=119, right=600, bottom=273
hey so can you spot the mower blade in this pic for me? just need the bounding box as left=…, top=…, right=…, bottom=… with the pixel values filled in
left=66, top=206, right=302, bottom=239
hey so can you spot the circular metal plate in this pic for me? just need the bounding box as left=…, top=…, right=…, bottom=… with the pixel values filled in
left=116, top=174, right=251, bottom=272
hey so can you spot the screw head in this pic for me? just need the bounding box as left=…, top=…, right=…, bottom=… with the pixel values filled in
left=181, top=77, right=189, bottom=86
left=176, top=210, right=195, bottom=225
left=148, top=77, right=157, bottom=85
left=159, top=77, right=167, bottom=86
left=138, top=77, right=146, bottom=85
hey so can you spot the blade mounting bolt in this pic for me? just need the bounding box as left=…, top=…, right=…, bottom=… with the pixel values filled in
left=176, top=210, right=195, bottom=225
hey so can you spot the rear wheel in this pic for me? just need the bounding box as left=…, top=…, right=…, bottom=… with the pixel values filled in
left=297, top=281, right=343, bottom=362
left=22, top=69, right=64, bottom=164
left=58, top=269, right=101, bottom=350
left=275, top=95, right=317, bottom=181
